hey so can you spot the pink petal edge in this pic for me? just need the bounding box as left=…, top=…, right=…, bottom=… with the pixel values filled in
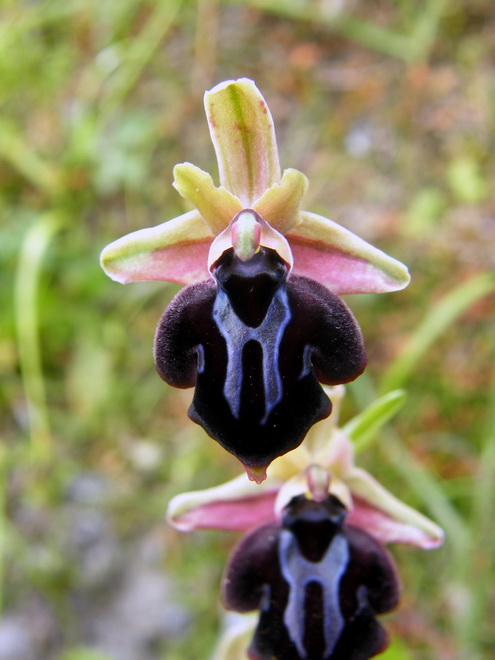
left=108, top=240, right=212, bottom=285
left=348, top=496, right=444, bottom=549
left=290, top=242, right=401, bottom=295
left=171, top=490, right=279, bottom=533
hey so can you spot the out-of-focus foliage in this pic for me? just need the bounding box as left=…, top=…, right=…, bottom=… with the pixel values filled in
left=1, top=1, right=494, bottom=659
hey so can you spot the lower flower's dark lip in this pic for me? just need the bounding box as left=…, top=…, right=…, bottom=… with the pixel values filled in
left=222, top=494, right=400, bottom=660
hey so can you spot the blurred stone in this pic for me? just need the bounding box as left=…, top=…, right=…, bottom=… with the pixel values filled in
left=126, top=440, right=163, bottom=472
left=345, top=123, right=373, bottom=157
left=0, top=618, right=35, bottom=660
left=66, top=473, right=110, bottom=506
left=68, top=509, right=120, bottom=587
left=73, top=533, right=189, bottom=660
left=0, top=595, right=60, bottom=660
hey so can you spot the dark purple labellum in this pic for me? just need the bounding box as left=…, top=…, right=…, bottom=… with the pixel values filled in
left=154, top=247, right=366, bottom=470
left=222, top=494, right=400, bottom=660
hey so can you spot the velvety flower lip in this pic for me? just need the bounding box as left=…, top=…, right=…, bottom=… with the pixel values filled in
left=167, top=386, right=444, bottom=549
left=100, top=77, right=410, bottom=296
left=222, top=492, right=400, bottom=660
left=154, top=232, right=367, bottom=481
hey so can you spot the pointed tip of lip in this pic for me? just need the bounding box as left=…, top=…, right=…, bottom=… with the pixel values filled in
left=244, top=464, right=268, bottom=484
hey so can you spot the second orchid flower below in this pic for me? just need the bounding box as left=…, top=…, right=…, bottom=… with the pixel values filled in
left=223, top=492, right=400, bottom=660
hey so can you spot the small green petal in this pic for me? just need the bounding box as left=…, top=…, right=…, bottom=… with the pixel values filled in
left=254, top=168, right=308, bottom=234
left=205, top=78, right=281, bottom=205
left=173, top=162, right=243, bottom=235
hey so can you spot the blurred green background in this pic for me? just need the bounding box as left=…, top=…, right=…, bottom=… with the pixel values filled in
left=1, top=0, right=494, bottom=658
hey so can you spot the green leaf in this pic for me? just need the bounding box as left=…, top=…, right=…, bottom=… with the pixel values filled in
left=343, top=390, right=407, bottom=452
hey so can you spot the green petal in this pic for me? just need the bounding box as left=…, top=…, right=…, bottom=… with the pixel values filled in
left=173, top=162, right=243, bottom=235
left=100, top=209, right=213, bottom=285
left=205, top=78, right=281, bottom=205
left=254, top=168, right=308, bottom=234
left=287, top=211, right=411, bottom=294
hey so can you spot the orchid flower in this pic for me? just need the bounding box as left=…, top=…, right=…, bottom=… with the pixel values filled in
left=100, top=79, right=410, bottom=479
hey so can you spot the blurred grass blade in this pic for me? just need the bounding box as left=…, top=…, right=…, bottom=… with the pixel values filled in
left=408, top=0, right=449, bottom=61
left=381, top=273, right=495, bottom=393
left=459, top=349, right=495, bottom=660
left=229, top=0, right=409, bottom=59
left=0, top=118, right=62, bottom=197
left=382, top=433, right=470, bottom=558
left=472, top=345, right=495, bottom=531
left=343, top=389, right=407, bottom=452
left=229, top=0, right=448, bottom=62
left=100, top=0, right=184, bottom=121
left=14, top=214, right=62, bottom=461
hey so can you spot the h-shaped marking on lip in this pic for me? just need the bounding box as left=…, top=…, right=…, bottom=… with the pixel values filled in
left=212, top=285, right=292, bottom=423
left=278, top=528, right=349, bottom=659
